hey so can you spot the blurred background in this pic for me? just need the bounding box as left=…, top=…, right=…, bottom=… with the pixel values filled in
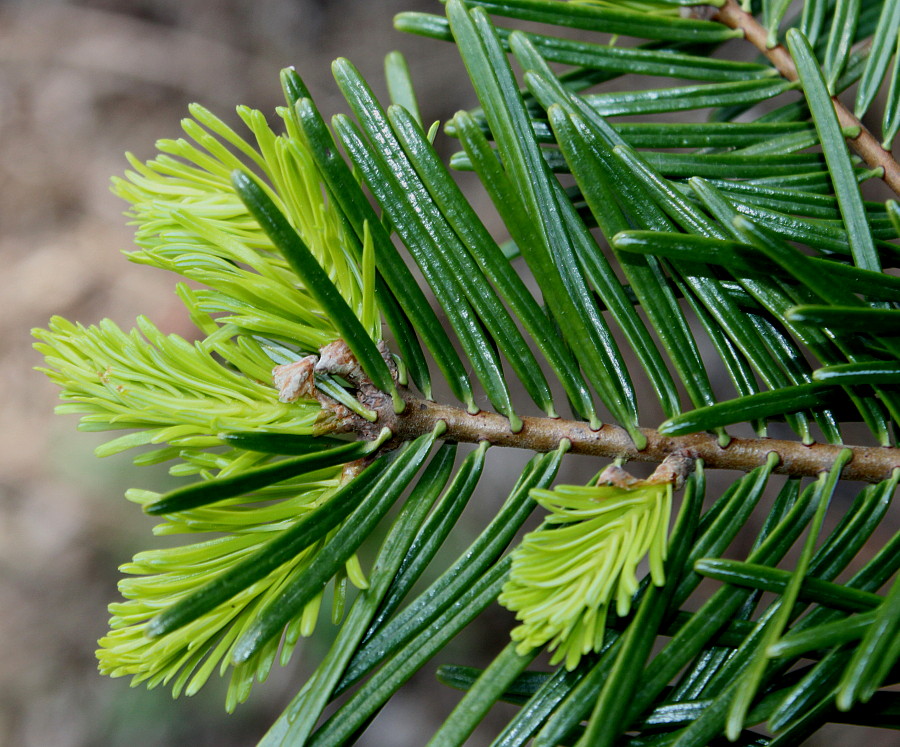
left=2, top=1, right=896, bottom=746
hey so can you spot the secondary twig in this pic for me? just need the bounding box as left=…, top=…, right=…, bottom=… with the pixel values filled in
left=711, top=0, right=900, bottom=196
left=370, top=394, right=900, bottom=484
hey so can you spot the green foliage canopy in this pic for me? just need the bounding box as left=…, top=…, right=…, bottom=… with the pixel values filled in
left=35, top=0, right=900, bottom=744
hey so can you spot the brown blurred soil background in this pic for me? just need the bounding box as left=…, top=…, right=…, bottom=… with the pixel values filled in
left=1, top=1, right=897, bottom=746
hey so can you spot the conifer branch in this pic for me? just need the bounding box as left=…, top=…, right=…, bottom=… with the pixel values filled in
left=361, top=393, right=900, bottom=484
left=711, top=0, right=900, bottom=196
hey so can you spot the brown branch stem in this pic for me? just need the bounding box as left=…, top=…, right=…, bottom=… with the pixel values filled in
left=362, top=394, right=900, bottom=484
left=303, top=342, right=899, bottom=483
left=712, top=0, right=900, bottom=197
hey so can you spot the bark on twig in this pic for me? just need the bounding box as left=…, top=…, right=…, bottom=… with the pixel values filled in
left=366, top=394, right=900, bottom=484
left=292, top=343, right=900, bottom=485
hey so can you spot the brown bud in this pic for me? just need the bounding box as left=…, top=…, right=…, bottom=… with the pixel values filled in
left=272, top=355, right=318, bottom=402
